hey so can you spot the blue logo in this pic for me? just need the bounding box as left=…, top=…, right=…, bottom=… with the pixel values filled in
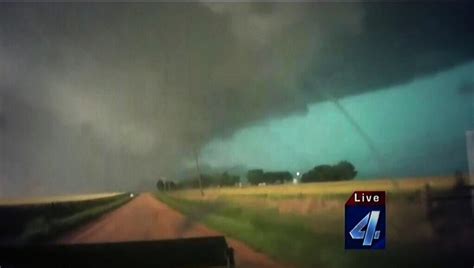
left=345, top=191, right=386, bottom=249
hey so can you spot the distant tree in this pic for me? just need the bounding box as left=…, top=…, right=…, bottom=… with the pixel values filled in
left=262, top=171, right=292, bottom=184
left=170, top=181, right=177, bottom=189
left=220, top=172, right=240, bottom=186
left=170, top=181, right=179, bottom=190
left=176, top=174, right=217, bottom=189
left=156, top=179, right=165, bottom=191
left=201, top=174, right=214, bottom=187
left=177, top=178, right=197, bottom=189
left=301, top=161, right=357, bottom=183
left=164, top=181, right=177, bottom=191
left=301, top=165, right=333, bottom=182
left=333, top=161, right=357, bottom=180
left=230, top=174, right=240, bottom=185
left=247, top=169, right=264, bottom=185
left=175, top=172, right=238, bottom=188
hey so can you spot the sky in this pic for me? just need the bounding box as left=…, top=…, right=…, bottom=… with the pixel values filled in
left=200, top=61, right=474, bottom=179
left=0, top=2, right=473, bottom=197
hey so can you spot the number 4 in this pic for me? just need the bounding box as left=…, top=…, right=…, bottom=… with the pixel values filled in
left=349, top=211, right=381, bottom=246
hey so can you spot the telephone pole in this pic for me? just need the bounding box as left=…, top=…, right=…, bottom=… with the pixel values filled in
left=466, top=130, right=474, bottom=216
left=193, top=147, right=204, bottom=197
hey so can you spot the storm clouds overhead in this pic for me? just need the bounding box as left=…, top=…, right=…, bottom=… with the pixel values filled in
left=1, top=2, right=473, bottom=197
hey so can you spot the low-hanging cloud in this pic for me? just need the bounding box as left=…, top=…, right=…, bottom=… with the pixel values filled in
left=1, top=2, right=473, bottom=197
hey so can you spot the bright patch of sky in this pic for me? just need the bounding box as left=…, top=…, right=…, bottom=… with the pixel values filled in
left=201, top=62, right=474, bottom=178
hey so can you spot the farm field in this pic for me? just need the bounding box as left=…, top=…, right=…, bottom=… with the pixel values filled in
left=0, top=192, right=132, bottom=245
left=171, top=176, right=454, bottom=200
left=0, top=192, right=123, bottom=206
left=157, top=176, right=473, bottom=268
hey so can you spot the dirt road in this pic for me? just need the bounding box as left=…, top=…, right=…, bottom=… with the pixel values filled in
left=59, top=193, right=287, bottom=268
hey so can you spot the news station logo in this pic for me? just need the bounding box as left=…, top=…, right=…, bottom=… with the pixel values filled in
left=345, top=191, right=386, bottom=250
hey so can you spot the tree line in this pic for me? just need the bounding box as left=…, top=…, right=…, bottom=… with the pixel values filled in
left=156, top=160, right=357, bottom=191
left=158, top=172, right=240, bottom=191
left=246, top=170, right=292, bottom=185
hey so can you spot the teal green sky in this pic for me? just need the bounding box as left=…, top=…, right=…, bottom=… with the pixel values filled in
left=201, top=62, right=474, bottom=178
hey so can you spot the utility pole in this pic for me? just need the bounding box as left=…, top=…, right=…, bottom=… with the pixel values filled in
left=183, top=8, right=204, bottom=197
left=466, top=130, right=474, bottom=216
left=193, top=147, right=205, bottom=196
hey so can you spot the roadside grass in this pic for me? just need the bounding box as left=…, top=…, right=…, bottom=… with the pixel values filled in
left=156, top=182, right=470, bottom=268
left=0, top=193, right=132, bottom=244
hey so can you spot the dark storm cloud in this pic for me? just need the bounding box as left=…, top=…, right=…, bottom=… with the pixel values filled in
left=0, top=2, right=473, bottom=197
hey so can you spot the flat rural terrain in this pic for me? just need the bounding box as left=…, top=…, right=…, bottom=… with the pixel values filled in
left=59, top=193, right=286, bottom=268
left=172, top=176, right=454, bottom=200
left=0, top=193, right=131, bottom=245
left=4, top=177, right=470, bottom=267
left=0, top=192, right=123, bottom=206
left=158, top=177, right=473, bottom=268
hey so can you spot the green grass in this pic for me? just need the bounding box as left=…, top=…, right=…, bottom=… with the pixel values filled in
left=156, top=192, right=471, bottom=268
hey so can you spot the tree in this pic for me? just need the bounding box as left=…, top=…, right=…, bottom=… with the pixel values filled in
left=220, top=172, right=240, bottom=186
left=301, top=161, right=357, bottom=183
left=156, top=179, right=165, bottom=191
left=176, top=178, right=198, bottom=189
left=262, top=171, right=292, bottom=184
left=170, top=181, right=177, bottom=189
left=333, top=161, right=357, bottom=180
left=301, top=165, right=333, bottom=182
left=164, top=181, right=177, bottom=191
left=247, top=169, right=264, bottom=185
left=246, top=169, right=292, bottom=184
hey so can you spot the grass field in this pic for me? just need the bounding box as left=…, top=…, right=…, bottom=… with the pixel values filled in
left=156, top=176, right=472, bottom=268
left=171, top=176, right=454, bottom=200
left=0, top=193, right=132, bottom=244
